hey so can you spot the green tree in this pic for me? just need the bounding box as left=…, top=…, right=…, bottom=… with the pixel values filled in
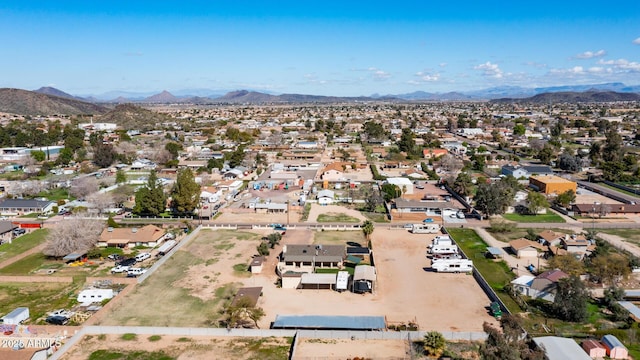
left=57, top=147, right=74, bottom=165
left=170, top=168, right=200, bottom=215
left=453, top=172, right=474, bottom=197
left=362, top=121, right=386, bottom=140
left=422, top=331, right=446, bottom=357
left=552, top=275, right=589, bottom=322
left=526, top=192, right=549, bottom=215
left=546, top=255, right=585, bottom=276
left=589, top=253, right=630, bottom=285
left=381, top=183, right=401, bottom=202
left=397, top=128, right=416, bottom=154
left=30, top=150, right=46, bottom=162
left=257, top=242, right=270, bottom=256
left=165, top=142, right=183, bottom=159
left=474, top=181, right=515, bottom=217
left=537, top=145, right=555, bottom=165
left=554, top=190, right=576, bottom=208
left=513, top=123, right=526, bottom=136
left=115, top=169, right=127, bottom=184
left=93, top=143, right=116, bottom=168
left=480, top=315, right=543, bottom=360
left=362, top=220, right=374, bottom=240
left=133, top=170, right=166, bottom=216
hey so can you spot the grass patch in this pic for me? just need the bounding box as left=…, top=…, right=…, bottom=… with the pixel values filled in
left=595, top=228, right=640, bottom=245
left=446, top=228, right=520, bottom=312
left=101, top=229, right=258, bottom=327
left=148, top=335, right=162, bottom=342
left=502, top=213, right=566, bottom=223
left=232, top=263, right=250, bottom=277
left=316, top=212, right=360, bottom=223
left=316, top=267, right=355, bottom=275
left=0, top=281, right=82, bottom=324
left=598, top=182, right=640, bottom=198
left=226, top=337, right=292, bottom=360
left=18, top=213, right=41, bottom=218
left=313, top=230, right=365, bottom=246
left=0, top=228, right=49, bottom=263
left=121, top=333, right=137, bottom=341
left=88, top=349, right=174, bottom=360
left=360, top=211, right=389, bottom=223
left=36, top=187, right=71, bottom=202
left=0, top=252, right=48, bottom=275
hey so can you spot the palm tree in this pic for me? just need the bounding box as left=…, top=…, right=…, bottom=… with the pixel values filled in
left=362, top=220, right=374, bottom=240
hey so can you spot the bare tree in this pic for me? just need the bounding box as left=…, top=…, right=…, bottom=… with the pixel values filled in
left=151, top=149, right=173, bottom=165
left=15, top=180, right=46, bottom=198
left=112, top=184, right=134, bottom=207
left=86, top=192, right=114, bottom=214
left=437, top=154, right=463, bottom=173
left=43, top=218, right=105, bottom=257
left=69, top=177, right=99, bottom=200
left=115, top=141, right=137, bottom=162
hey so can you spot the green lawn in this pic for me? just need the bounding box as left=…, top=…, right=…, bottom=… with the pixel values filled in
left=446, top=228, right=520, bottom=312
left=502, top=213, right=566, bottom=223
left=316, top=212, right=361, bottom=223
left=35, top=187, right=72, bottom=202
left=0, top=279, right=84, bottom=324
left=0, top=228, right=49, bottom=263
left=360, top=211, right=390, bottom=223
left=488, top=227, right=571, bottom=243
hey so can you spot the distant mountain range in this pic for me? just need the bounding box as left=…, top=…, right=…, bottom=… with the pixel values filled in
left=1, top=83, right=640, bottom=116
left=0, top=88, right=107, bottom=116
left=491, top=90, right=640, bottom=104
left=32, top=82, right=640, bottom=103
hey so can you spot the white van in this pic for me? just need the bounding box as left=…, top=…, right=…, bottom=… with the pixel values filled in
left=135, top=253, right=151, bottom=262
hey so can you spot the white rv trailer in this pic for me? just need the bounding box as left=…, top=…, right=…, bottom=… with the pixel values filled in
left=156, top=240, right=177, bottom=256
left=428, top=244, right=459, bottom=255
left=411, top=223, right=441, bottom=234
left=429, top=236, right=453, bottom=248
left=431, top=259, right=473, bottom=273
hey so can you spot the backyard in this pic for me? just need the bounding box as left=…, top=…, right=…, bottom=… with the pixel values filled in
left=502, top=213, right=566, bottom=223
left=446, top=228, right=519, bottom=312
left=316, top=212, right=361, bottom=223
left=0, top=228, right=49, bottom=263
left=0, top=280, right=84, bottom=324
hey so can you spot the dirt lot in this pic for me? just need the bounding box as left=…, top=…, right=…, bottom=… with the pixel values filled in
left=60, top=334, right=291, bottom=360
left=99, top=227, right=496, bottom=332
left=296, top=338, right=406, bottom=359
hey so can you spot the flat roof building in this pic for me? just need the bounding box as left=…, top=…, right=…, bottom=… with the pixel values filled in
left=529, top=175, right=577, bottom=195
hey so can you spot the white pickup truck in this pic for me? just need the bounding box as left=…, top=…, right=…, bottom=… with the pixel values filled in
left=111, top=265, right=131, bottom=274
left=127, top=268, right=148, bottom=277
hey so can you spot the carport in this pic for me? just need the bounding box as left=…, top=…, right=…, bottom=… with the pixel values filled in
left=272, top=315, right=386, bottom=330
left=300, top=273, right=337, bottom=290
left=353, top=265, right=376, bottom=293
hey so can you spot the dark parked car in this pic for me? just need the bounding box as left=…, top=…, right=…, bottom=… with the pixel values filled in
left=45, top=315, right=69, bottom=325
left=117, top=258, right=136, bottom=267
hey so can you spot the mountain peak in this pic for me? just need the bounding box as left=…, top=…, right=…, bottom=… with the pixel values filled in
left=144, top=90, right=178, bottom=103
left=33, top=86, right=78, bottom=100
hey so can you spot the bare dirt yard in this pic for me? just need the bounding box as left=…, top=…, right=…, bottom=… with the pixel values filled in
left=306, top=204, right=368, bottom=223
left=295, top=338, right=406, bottom=359
left=99, top=227, right=496, bottom=333
left=60, top=334, right=291, bottom=360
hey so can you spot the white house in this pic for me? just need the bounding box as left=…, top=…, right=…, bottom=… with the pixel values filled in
left=130, top=159, right=157, bottom=170
left=385, top=177, right=414, bottom=195
left=317, top=189, right=335, bottom=205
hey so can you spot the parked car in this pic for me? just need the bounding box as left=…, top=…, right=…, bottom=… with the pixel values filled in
left=135, top=253, right=151, bottom=262
left=48, top=309, right=72, bottom=318
left=415, top=185, right=425, bottom=189
left=111, top=265, right=131, bottom=274
left=13, top=228, right=26, bottom=236
left=117, top=258, right=136, bottom=267
left=107, top=254, right=123, bottom=261
left=126, top=268, right=148, bottom=277
left=422, top=218, right=434, bottom=223
left=45, top=315, right=69, bottom=325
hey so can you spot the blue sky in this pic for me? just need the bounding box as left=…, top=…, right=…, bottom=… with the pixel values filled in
left=1, top=1, right=640, bottom=97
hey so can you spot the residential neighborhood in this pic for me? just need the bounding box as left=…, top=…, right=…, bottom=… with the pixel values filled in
left=2, top=97, right=640, bottom=359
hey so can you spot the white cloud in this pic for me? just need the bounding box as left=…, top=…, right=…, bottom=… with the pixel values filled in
left=574, top=50, right=606, bottom=59
left=474, top=61, right=503, bottom=79
left=415, top=71, right=440, bottom=82
left=597, top=58, right=640, bottom=72
left=550, top=66, right=585, bottom=75
left=633, top=37, right=640, bottom=45
left=439, top=62, right=447, bottom=68
left=367, top=67, right=390, bottom=81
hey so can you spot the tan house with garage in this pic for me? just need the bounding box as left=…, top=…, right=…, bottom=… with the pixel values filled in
left=509, top=238, right=547, bottom=258
left=98, top=224, right=167, bottom=248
